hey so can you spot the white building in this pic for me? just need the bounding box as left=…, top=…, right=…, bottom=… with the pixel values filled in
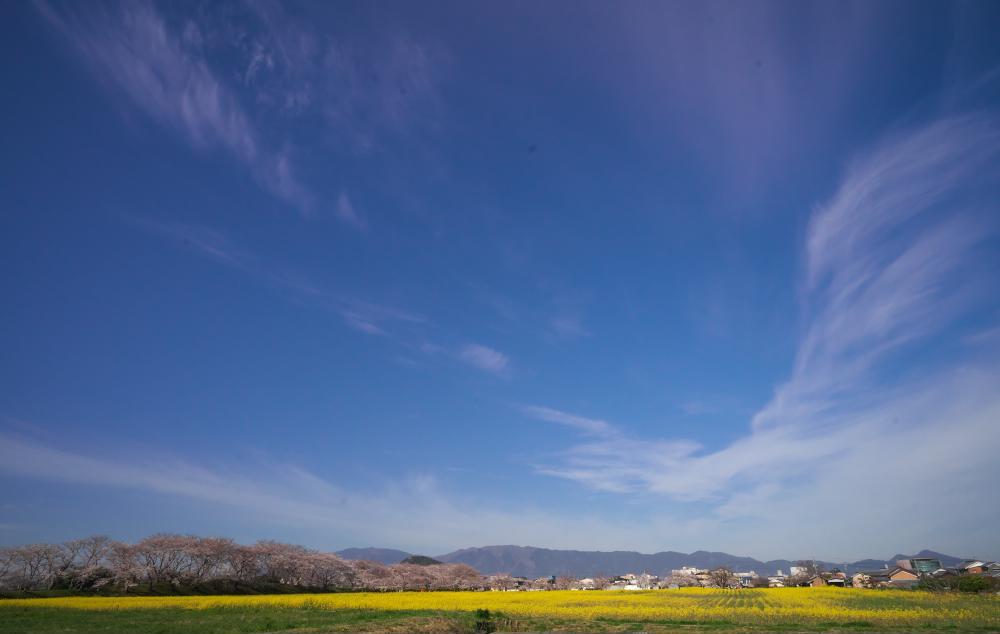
left=671, top=566, right=707, bottom=576
left=768, top=570, right=786, bottom=588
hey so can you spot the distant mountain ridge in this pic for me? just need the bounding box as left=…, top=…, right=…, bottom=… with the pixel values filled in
left=335, top=547, right=412, bottom=565
left=336, top=545, right=971, bottom=578
left=400, top=555, right=443, bottom=566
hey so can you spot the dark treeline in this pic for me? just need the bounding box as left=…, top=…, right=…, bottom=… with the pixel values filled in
left=0, top=534, right=482, bottom=594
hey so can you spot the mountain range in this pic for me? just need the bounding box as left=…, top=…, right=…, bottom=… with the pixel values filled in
left=335, top=545, right=970, bottom=578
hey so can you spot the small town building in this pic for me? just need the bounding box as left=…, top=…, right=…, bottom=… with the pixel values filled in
left=884, top=567, right=920, bottom=588
left=888, top=567, right=919, bottom=582
left=963, top=561, right=989, bottom=575
left=896, top=558, right=942, bottom=574
left=852, top=570, right=891, bottom=588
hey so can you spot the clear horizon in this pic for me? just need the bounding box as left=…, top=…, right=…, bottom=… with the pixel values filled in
left=2, top=0, right=999, bottom=563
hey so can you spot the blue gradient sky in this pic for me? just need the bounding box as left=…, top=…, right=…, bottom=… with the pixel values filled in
left=2, top=0, right=1000, bottom=561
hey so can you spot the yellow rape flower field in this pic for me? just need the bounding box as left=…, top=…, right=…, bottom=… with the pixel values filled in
left=3, top=587, right=999, bottom=632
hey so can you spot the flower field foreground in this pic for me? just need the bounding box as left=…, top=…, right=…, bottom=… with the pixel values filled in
left=3, top=587, right=999, bottom=628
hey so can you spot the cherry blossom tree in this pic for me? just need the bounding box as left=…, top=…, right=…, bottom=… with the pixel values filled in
left=0, top=534, right=488, bottom=593
left=351, top=559, right=393, bottom=591
left=708, top=567, right=739, bottom=589
left=552, top=575, right=576, bottom=590
left=486, top=574, right=516, bottom=591
left=108, top=541, right=142, bottom=592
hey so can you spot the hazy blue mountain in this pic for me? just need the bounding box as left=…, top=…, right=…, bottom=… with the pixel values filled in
left=432, top=545, right=779, bottom=578
left=431, top=545, right=970, bottom=577
left=400, top=555, right=443, bottom=566
left=890, top=550, right=968, bottom=568
left=336, top=547, right=412, bottom=564
left=337, top=544, right=971, bottom=577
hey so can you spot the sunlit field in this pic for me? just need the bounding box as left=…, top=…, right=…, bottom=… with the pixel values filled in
left=3, top=587, right=999, bottom=632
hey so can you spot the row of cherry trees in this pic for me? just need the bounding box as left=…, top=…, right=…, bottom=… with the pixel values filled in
left=0, top=535, right=481, bottom=593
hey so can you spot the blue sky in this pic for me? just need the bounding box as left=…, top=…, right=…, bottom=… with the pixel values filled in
left=2, top=0, right=1000, bottom=562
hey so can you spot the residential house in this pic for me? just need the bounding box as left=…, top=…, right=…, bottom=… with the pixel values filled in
left=527, top=575, right=555, bottom=590
left=511, top=576, right=531, bottom=590
left=605, top=574, right=639, bottom=590
left=887, top=567, right=920, bottom=588
left=801, top=571, right=847, bottom=588
left=963, top=561, right=989, bottom=575
left=852, top=570, right=891, bottom=588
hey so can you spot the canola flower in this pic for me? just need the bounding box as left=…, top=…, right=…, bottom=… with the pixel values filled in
left=3, top=587, right=998, bottom=627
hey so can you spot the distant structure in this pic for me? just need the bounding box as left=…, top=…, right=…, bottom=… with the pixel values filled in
left=896, top=557, right=942, bottom=574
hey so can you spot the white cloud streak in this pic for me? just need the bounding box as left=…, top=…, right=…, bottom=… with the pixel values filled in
left=335, top=191, right=367, bottom=230
left=757, top=115, right=1000, bottom=430
left=549, top=316, right=590, bottom=340
left=457, top=344, right=510, bottom=376
left=136, top=219, right=422, bottom=337
left=35, top=0, right=314, bottom=214
left=527, top=114, right=1000, bottom=556
left=521, top=406, right=614, bottom=436
left=0, top=431, right=687, bottom=555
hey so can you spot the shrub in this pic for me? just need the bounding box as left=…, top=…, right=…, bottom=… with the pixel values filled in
left=956, top=575, right=995, bottom=593
left=474, top=608, right=496, bottom=633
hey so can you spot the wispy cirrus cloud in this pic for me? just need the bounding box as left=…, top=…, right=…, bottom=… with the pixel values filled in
left=337, top=298, right=424, bottom=337
left=2, top=392, right=998, bottom=559
left=0, top=429, right=683, bottom=555
left=34, top=1, right=450, bottom=220
left=136, top=219, right=421, bottom=337
left=457, top=344, right=510, bottom=376
left=755, top=114, right=1000, bottom=430
left=34, top=0, right=314, bottom=214
left=138, top=220, right=522, bottom=379
left=0, top=429, right=501, bottom=552
left=549, top=315, right=590, bottom=340
left=132, top=219, right=256, bottom=271
left=217, top=0, right=449, bottom=154
left=335, top=191, right=367, bottom=231
left=469, top=284, right=592, bottom=344
left=521, top=406, right=613, bottom=436
left=528, top=113, right=1000, bottom=553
